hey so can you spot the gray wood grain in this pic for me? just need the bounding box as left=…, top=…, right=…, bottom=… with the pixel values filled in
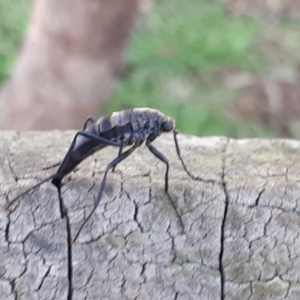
left=1, top=132, right=300, bottom=299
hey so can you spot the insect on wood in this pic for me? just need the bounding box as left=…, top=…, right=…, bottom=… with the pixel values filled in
left=6, top=107, right=208, bottom=242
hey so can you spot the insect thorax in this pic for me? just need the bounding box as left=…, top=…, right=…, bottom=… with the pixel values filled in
left=130, top=108, right=165, bottom=143
left=97, top=108, right=166, bottom=145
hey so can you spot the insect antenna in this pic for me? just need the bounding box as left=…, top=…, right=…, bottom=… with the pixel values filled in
left=173, top=130, right=199, bottom=180
left=5, top=173, right=57, bottom=210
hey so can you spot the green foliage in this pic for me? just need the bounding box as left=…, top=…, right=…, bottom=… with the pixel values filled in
left=0, top=0, right=31, bottom=83
left=0, top=0, right=276, bottom=137
left=107, top=0, right=269, bottom=137
left=129, top=0, right=262, bottom=73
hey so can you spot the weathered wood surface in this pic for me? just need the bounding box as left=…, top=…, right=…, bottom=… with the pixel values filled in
left=1, top=131, right=300, bottom=300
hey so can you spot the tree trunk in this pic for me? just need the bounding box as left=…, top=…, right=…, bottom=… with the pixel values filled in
left=1, top=132, right=300, bottom=299
left=0, top=0, right=138, bottom=130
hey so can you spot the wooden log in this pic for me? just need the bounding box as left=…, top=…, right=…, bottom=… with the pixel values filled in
left=1, top=131, right=300, bottom=299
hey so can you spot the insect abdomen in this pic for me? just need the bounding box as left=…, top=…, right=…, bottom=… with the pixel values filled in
left=98, top=110, right=132, bottom=142
left=52, top=126, right=107, bottom=187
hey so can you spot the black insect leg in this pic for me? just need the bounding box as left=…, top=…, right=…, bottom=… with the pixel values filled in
left=146, top=141, right=184, bottom=234
left=72, top=144, right=137, bottom=243
left=42, top=117, right=98, bottom=171
left=7, top=130, right=123, bottom=210
left=146, top=142, right=170, bottom=193
left=8, top=132, right=112, bottom=209
left=112, top=144, right=123, bottom=172
left=5, top=173, right=57, bottom=210
left=51, top=130, right=122, bottom=190
left=82, top=116, right=97, bottom=130
left=55, top=130, right=122, bottom=171
left=72, top=130, right=122, bottom=148
left=52, top=130, right=123, bottom=191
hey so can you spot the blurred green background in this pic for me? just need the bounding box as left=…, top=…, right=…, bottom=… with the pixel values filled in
left=2, top=0, right=300, bottom=137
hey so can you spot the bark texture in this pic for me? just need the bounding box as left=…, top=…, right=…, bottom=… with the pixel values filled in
left=0, top=0, right=138, bottom=130
left=1, top=132, right=300, bottom=299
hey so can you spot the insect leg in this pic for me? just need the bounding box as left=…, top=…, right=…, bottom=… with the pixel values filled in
left=112, top=144, right=123, bottom=172
left=51, top=130, right=123, bottom=189
left=146, top=142, right=169, bottom=192
left=73, top=131, right=122, bottom=147
left=5, top=173, right=57, bottom=210
left=57, top=130, right=122, bottom=176
left=72, top=144, right=137, bottom=243
left=57, top=130, right=122, bottom=171
left=42, top=117, right=98, bottom=171
left=7, top=131, right=122, bottom=209
left=146, top=141, right=184, bottom=233
left=82, top=116, right=97, bottom=130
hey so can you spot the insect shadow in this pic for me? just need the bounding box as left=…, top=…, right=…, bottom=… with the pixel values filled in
left=6, top=108, right=213, bottom=242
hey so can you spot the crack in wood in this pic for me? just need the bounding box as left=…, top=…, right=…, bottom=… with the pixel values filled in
left=57, top=188, right=73, bottom=300
left=219, top=139, right=229, bottom=300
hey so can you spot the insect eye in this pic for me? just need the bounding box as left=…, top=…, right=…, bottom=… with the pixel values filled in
left=162, top=119, right=174, bottom=132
